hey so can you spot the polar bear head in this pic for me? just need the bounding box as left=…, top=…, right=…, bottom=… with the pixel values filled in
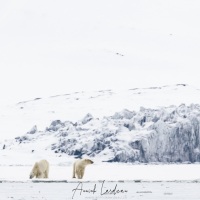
left=30, top=162, right=41, bottom=179
left=84, top=159, right=94, bottom=165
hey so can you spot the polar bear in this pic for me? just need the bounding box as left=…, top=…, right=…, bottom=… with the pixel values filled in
left=29, top=159, right=49, bottom=179
left=72, top=158, right=93, bottom=179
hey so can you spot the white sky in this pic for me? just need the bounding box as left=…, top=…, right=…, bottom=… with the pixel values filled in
left=0, top=0, right=200, bottom=105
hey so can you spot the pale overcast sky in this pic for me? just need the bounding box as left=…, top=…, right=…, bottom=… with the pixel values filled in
left=0, top=0, right=200, bottom=105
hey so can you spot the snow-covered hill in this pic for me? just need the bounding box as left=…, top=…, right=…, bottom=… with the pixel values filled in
left=1, top=84, right=200, bottom=140
left=1, top=84, right=200, bottom=163
left=1, top=0, right=200, bottom=106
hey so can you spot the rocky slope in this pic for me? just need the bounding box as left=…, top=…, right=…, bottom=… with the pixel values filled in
left=2, top=103, right=200, bottom=163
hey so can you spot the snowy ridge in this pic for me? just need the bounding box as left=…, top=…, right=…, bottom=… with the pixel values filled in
left=1, top=84, right=200, bottom=141
left=2, top=102, right=200, bottom=163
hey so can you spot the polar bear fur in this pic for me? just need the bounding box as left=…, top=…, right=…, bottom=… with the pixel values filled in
left=30, top=159, right=49, bottom=179
left=72, top=158, right=93, bottom=179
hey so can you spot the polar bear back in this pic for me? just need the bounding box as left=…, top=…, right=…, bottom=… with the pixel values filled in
left=38, top=159, right=49, bottom=172
left=75, top=159, right=86, bottom=170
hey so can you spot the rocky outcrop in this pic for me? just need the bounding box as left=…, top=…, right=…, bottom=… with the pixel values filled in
left=27, top=125, right=37, bottom=134
left=4, top=104, right=200, bottom=163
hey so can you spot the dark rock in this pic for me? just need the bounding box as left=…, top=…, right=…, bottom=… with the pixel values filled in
left=82, top=113, right=93, bottom=124
left=124, top=123, right=135, bottom=131
left=27, top=125, right=37, bottom=134
left=46, top=120, right=64, bottom=131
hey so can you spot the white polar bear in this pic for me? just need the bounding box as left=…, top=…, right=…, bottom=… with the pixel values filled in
left=29, top=159, right=49, bottom=179
left=72, top=158, right=93, bottom=179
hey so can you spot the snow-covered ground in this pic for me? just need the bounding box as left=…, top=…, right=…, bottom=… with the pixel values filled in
left=1, top=180, right=200, bottom=200
left=0, top=164, right=200, bottom=200
left=1, top=163, right=200, bottom=181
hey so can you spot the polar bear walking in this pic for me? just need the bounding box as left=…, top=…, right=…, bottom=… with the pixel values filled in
left=72, top=158, right=93, bottom=179
left=30, top=159, right=49, bottom=179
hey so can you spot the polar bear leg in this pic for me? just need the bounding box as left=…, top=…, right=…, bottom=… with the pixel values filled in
left=45, top=163, right=49, bottom=178
left=44, top=169, right=48, bottom=178
left=76, top=169, right=82, bottom=179
left=77, top=168, right=85, bottom=179
left=37, top=173, right=44, bottom=178
left=77, top=173, right=82, bottom=179
left=80, top=169, right=85, bottom=179
left=72, top=162, right=76, bottom=178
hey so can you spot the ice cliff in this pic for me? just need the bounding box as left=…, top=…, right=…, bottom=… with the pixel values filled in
left=3, top=104, right=200, bottom=163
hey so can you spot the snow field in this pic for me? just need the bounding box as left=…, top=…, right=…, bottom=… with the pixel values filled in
left=0, top=164, right=200, bottom=181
